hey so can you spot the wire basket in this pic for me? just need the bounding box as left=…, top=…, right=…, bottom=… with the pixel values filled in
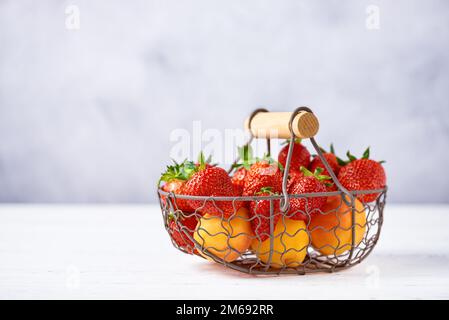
left=157, top=107, right=386, bottom=275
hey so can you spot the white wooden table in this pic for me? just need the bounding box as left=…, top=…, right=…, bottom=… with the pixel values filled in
left=1, top=204, right=448, bottom=299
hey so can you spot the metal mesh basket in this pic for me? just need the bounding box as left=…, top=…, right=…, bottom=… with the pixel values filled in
left=157, top=107, right=386, bottom=275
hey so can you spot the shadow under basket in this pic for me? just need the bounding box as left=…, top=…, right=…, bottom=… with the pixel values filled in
left=157, top=107, right=387, bottom=275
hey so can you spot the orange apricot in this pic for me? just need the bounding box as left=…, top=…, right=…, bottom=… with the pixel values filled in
left=308, top=195, right=366, bottom=256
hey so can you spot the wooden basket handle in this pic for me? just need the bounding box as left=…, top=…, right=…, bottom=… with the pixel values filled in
left=244, top=111, right=319, bottom=139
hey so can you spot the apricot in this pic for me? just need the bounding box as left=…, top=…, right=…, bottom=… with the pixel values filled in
left=194, top=207, right=252, bottom=262
left=308, top=195, right=366, bottom=256
left=251, top=219, right=309, bottom=269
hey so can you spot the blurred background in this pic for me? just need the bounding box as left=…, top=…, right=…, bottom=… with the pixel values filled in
left=0, top=0, right=448, bottom=203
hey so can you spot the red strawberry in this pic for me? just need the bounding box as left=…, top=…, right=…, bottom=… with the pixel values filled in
left=310, top=144, right=341, bottom=177
left=230, top=145, right=253, bottom=195
left=287, top=169, right=304, bottom=190
left=324, top=178, right=338, bottom=192
left=309, top=154, right=339, bottom=192
left=242, top=161, right=283, bottom=196
left=287, top=167, right=330, bottom=221
left=278, top=139, right=310, bottom=172
left=231, top=167, right=247, bottom=195
left=168, top=213, right=199, bottom=254
left=337, top=148, right=386, bottom=203
left=184, top=166, right=243, bottom=217
left=159, top=160, right=194, bottom=212
left=161, top=179, right=192, bottom=211
left=250, top=187, right=280, bottom=242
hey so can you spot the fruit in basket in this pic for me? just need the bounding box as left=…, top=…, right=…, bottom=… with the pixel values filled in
left=286, top=169, right=303, bottom=190
left=287, top=167, right=330, bottom=221
left=168, top=213, right=199, bottom=254
left=251, top=218, right=309, bottom=268
left=337, top=148, right=386, bottom=203
left=231, top=145, right=254, bottom=195
left=309, top=144, right=343, bottom=192
left=308, top=195, right=366, bottom=256
left=242, top=160, right=283, bottom=196
left=249, top=187, right=281, bottom=242
left=231, top=167, right=247, bottom=196
left=278, top=139, right=310, bottom=172
left=309, top=144, right=342, bottom=176
left=184, top=165, right=242, bottom=217
left=159, top=160, right=194, bottom=212
left=158, top=108, right=387, bottom=276
left=194, top=207, right=252, bottom=262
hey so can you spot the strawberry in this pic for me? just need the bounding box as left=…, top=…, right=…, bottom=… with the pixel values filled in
left=160, top=153, right=216, bottom=212
left=287, top=167, right=330, bottom=221
left=309, top=144, right=343, bottom=192
left=231, top=167, right=247, bottom=196
left=337, top=147, right=386, bottom=203
left=287, top=169, right=303, bottom=190
left=230, top=145, right=253, bottom=196
left=184, top=165, right=243, bottom=217
left=278, top=139, right=311, bottom=172
left=161, top=179, right=185, bottom=194
left=159, top=160, right=195, bottom=212
left=250, top=187, right=281, bottom=242
left=323, top=177, right=338, bottom=192
left=309, top=144, right=342, bottom=177
left=242, top=160, right=283, bottom=196
left=168, top=213, right=199, bottom=254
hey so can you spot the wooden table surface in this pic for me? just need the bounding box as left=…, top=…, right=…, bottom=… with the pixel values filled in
left=1, top=204, right=448, bottom=299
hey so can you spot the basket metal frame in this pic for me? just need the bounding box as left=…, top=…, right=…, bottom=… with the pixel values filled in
left=157, top=107, right=386, bottom=275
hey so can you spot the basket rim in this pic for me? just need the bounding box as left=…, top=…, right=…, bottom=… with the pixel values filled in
left=157, top=186, right=387, bottom=201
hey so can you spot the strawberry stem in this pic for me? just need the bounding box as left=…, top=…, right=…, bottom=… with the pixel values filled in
left=346, top=151, right=357, bottom=162
left=336, top=156, right=347, bottom=166
left=342, top=146, right=378, bottom=164
left=330, top=143, right=335, bottom=155
left=160, top=159, right=197, bottom=184
left=196, top=151, right=209, bottom=170
left=300, top=166, right=331, bottom=182
left=232, top=145, right=255, bottom=171
left=362, top=147, right=370, bottom=159
left=256, top=186, right=277, bottom=196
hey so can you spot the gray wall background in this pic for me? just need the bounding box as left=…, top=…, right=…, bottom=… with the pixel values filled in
left=0, top=0, right=448, bottom=203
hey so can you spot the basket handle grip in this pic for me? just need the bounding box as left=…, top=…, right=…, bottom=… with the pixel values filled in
left=245, top=111, right=319, bottom=139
